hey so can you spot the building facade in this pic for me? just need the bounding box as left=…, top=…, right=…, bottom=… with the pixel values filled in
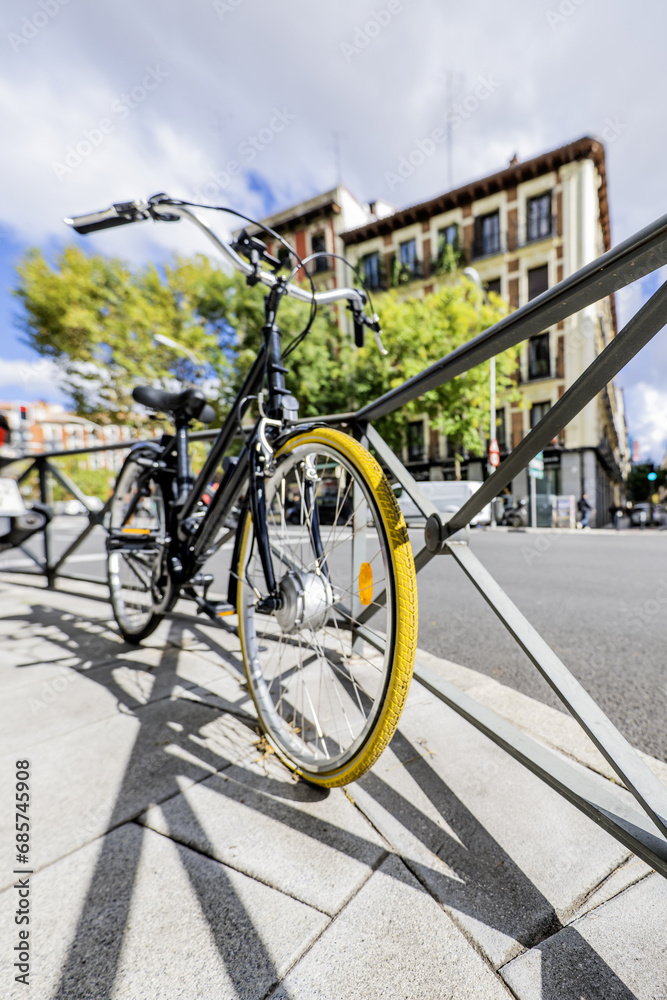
left=246, top=186, right=394, bottom=295
left=339, top=137, right=630, bottom=526
left=0, top=400, right=135, bottom=471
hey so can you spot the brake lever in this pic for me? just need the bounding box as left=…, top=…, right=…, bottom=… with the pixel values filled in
left=367, top=313, right=388, bottom=356
left=348, top=305, right=388, bottom=356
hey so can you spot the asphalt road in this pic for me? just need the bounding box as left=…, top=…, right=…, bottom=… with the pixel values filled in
left=415, top=527, right=667, bottom=763
left=4, top=517, right=666, bottom=762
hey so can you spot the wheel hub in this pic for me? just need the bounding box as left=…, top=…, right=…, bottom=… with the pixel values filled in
left=274, top=571, right=333, bottom=633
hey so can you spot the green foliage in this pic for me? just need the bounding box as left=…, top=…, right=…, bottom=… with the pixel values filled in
left=350, top=280, right=518, bottom=470
left=626, top=463, right=667, bottom=503
left=48, top=459, right=114, bottom=502
left=14, top=248, right=516, bottom=477
left=14, top=248, right=232, bottom=422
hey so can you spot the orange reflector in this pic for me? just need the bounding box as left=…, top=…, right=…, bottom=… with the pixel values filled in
left=218, top=609, right=235, bottom=617
left=121, top=527, right=151, bottom=534
left=359, top=562, right=373, bottom=606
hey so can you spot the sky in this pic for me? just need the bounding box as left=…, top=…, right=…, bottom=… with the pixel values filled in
left=1, top=0, right=666, bottom=461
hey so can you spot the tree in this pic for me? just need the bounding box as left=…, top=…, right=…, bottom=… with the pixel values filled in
left=14, top=247, right=231, bottom=421
left=351, top=280, right=518, bottom=477
left=13, top=247, right=353, bottom=426
left=626, top=463, right=667, bottom=503
left=14, top=249, right=516, bottom=478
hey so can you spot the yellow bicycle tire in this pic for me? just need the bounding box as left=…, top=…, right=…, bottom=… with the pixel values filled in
left=236, top=427, right=417, bottom=787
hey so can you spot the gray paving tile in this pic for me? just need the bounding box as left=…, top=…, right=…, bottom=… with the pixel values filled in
left=0, top=697, right=258, bottom=889
left=268, top=853, right=511, bottom=999
left=141, top=758, right=387, bottom=915
left=501, top=873, right=667, bottom=999
left=350, top=679, right=632, bottom=969
left=0, top=823, right=329, bottom=1000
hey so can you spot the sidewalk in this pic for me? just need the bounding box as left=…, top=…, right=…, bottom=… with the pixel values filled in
left=0, top=573, right=666, bottom=999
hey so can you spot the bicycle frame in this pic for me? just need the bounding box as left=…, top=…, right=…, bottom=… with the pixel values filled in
left=129, top=281, right=319, bottom=616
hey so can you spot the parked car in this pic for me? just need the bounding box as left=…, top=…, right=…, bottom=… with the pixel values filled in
left=397, top=480, right=492, bottom=525
left=56, top=496, right=105, bottom=516
left=630, top=503, right=666, bottom=527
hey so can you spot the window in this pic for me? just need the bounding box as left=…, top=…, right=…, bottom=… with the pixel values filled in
left=406, top=421, right=424, bottom=462
left=526, top=192, right=552, bottom=242
left=399, top=238, right=417, bottom=272
left=485, top=277, right=501, bottom=297
left=531, top=401, right=551, bottom=428
left=311, top=232, right=328, bottom=272
left=474, top=211, right=501, bottom=257
left=528, top=264, right=549, bottom=300
left=438, top=223, right=458, bottom=250
left=362, top=251, right=381, bottom=290
left=528, top=333, right=551, bottom=379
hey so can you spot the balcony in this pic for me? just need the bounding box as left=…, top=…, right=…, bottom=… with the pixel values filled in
left=471, top=233, right=506, bottom=260
left=392, top=260, right=424, bottom=286
left=521, top=216, right=554, bottom=247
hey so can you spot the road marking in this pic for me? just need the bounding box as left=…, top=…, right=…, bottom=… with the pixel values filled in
left=0, top=552, right=105, bottom=569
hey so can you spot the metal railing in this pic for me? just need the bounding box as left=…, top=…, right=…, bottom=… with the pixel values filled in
left=0, top=429, right=218, bottom=587
left=2, top=205, right=667, bottom=875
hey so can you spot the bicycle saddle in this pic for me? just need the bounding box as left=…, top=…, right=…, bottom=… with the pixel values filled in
left=132, top=386, right=216, bottom=424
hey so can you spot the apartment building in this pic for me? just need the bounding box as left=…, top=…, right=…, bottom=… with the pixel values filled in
left=246, top=186, right=395, bottom=298
left=0, top=401, right=135, bottom=470
left=340, top=137, right=630, bottom=526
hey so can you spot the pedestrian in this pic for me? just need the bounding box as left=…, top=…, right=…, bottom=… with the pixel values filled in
left=578, top=492, right=592, bottom=529
left=609, top=503, right=621, bottom=530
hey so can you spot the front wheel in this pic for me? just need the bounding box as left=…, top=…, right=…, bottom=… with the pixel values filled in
left=107, top=450, right=172, bottom=642
left=235, top=428, right=417, bottom=787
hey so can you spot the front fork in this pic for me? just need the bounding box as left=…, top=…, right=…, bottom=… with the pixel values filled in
left=248, top=422, right=327, bottom=614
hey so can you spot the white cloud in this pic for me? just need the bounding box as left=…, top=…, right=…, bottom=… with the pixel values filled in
left=0, top=357, right=63, bottom=400
left=623, top=383, right=667, bottom=464
left=1, top=0, right=667, bottom=454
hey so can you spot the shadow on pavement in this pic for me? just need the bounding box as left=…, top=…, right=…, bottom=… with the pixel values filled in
left=1, top=585, right=643, bottom=999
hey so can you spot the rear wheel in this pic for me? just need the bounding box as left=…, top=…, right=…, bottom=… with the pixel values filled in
left=236, top=427, right=417, bottom=787
left=107, top=451, right=171, bottom=642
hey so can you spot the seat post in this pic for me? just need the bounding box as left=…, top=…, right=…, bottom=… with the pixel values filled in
left=174, top=416, right=193, bottom=505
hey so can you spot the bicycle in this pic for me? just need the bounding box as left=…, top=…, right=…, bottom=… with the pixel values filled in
left=65, top=194, right=417, bottom=787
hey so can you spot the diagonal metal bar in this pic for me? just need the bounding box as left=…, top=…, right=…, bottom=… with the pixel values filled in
left=47, top=460, right=98, bottom=510
left=443, top=277, right=667, bottom=537
left=50, top=495, right=112, bottom=576
left=364, top=423, right=440, bottom=520
left=446, top=540, right=667, bottom=841
left=357, top=210, right=667, bottom=422
left=18, top=544, right=45, bottom=569
left=16, top=460, right=38, bottom=486
left=413, top=661, right=667, bottom=878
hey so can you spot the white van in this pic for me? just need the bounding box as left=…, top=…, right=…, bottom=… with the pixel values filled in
left=397, top=480, right=491, bottom=526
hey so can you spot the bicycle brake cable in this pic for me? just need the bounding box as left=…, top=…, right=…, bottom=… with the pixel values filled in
left=158, top=199, right=318, bottom=353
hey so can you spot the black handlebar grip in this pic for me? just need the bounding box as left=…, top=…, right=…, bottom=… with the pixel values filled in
left=64, top=203, right=147, bottom=235
left=353, top=313, right=365, bottom=348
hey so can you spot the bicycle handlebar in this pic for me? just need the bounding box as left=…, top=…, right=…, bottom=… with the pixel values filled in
left=64, top=194, right=369, bottom=313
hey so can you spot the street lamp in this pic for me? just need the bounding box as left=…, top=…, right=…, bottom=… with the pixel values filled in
left=464, top=268, right=499, bottom=526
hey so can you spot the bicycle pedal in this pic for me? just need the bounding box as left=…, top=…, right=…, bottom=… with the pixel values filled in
left=210, top=601, right=236, bottom=618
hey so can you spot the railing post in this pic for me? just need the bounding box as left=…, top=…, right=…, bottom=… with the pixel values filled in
left=37, top=458, right=55, bottom=587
